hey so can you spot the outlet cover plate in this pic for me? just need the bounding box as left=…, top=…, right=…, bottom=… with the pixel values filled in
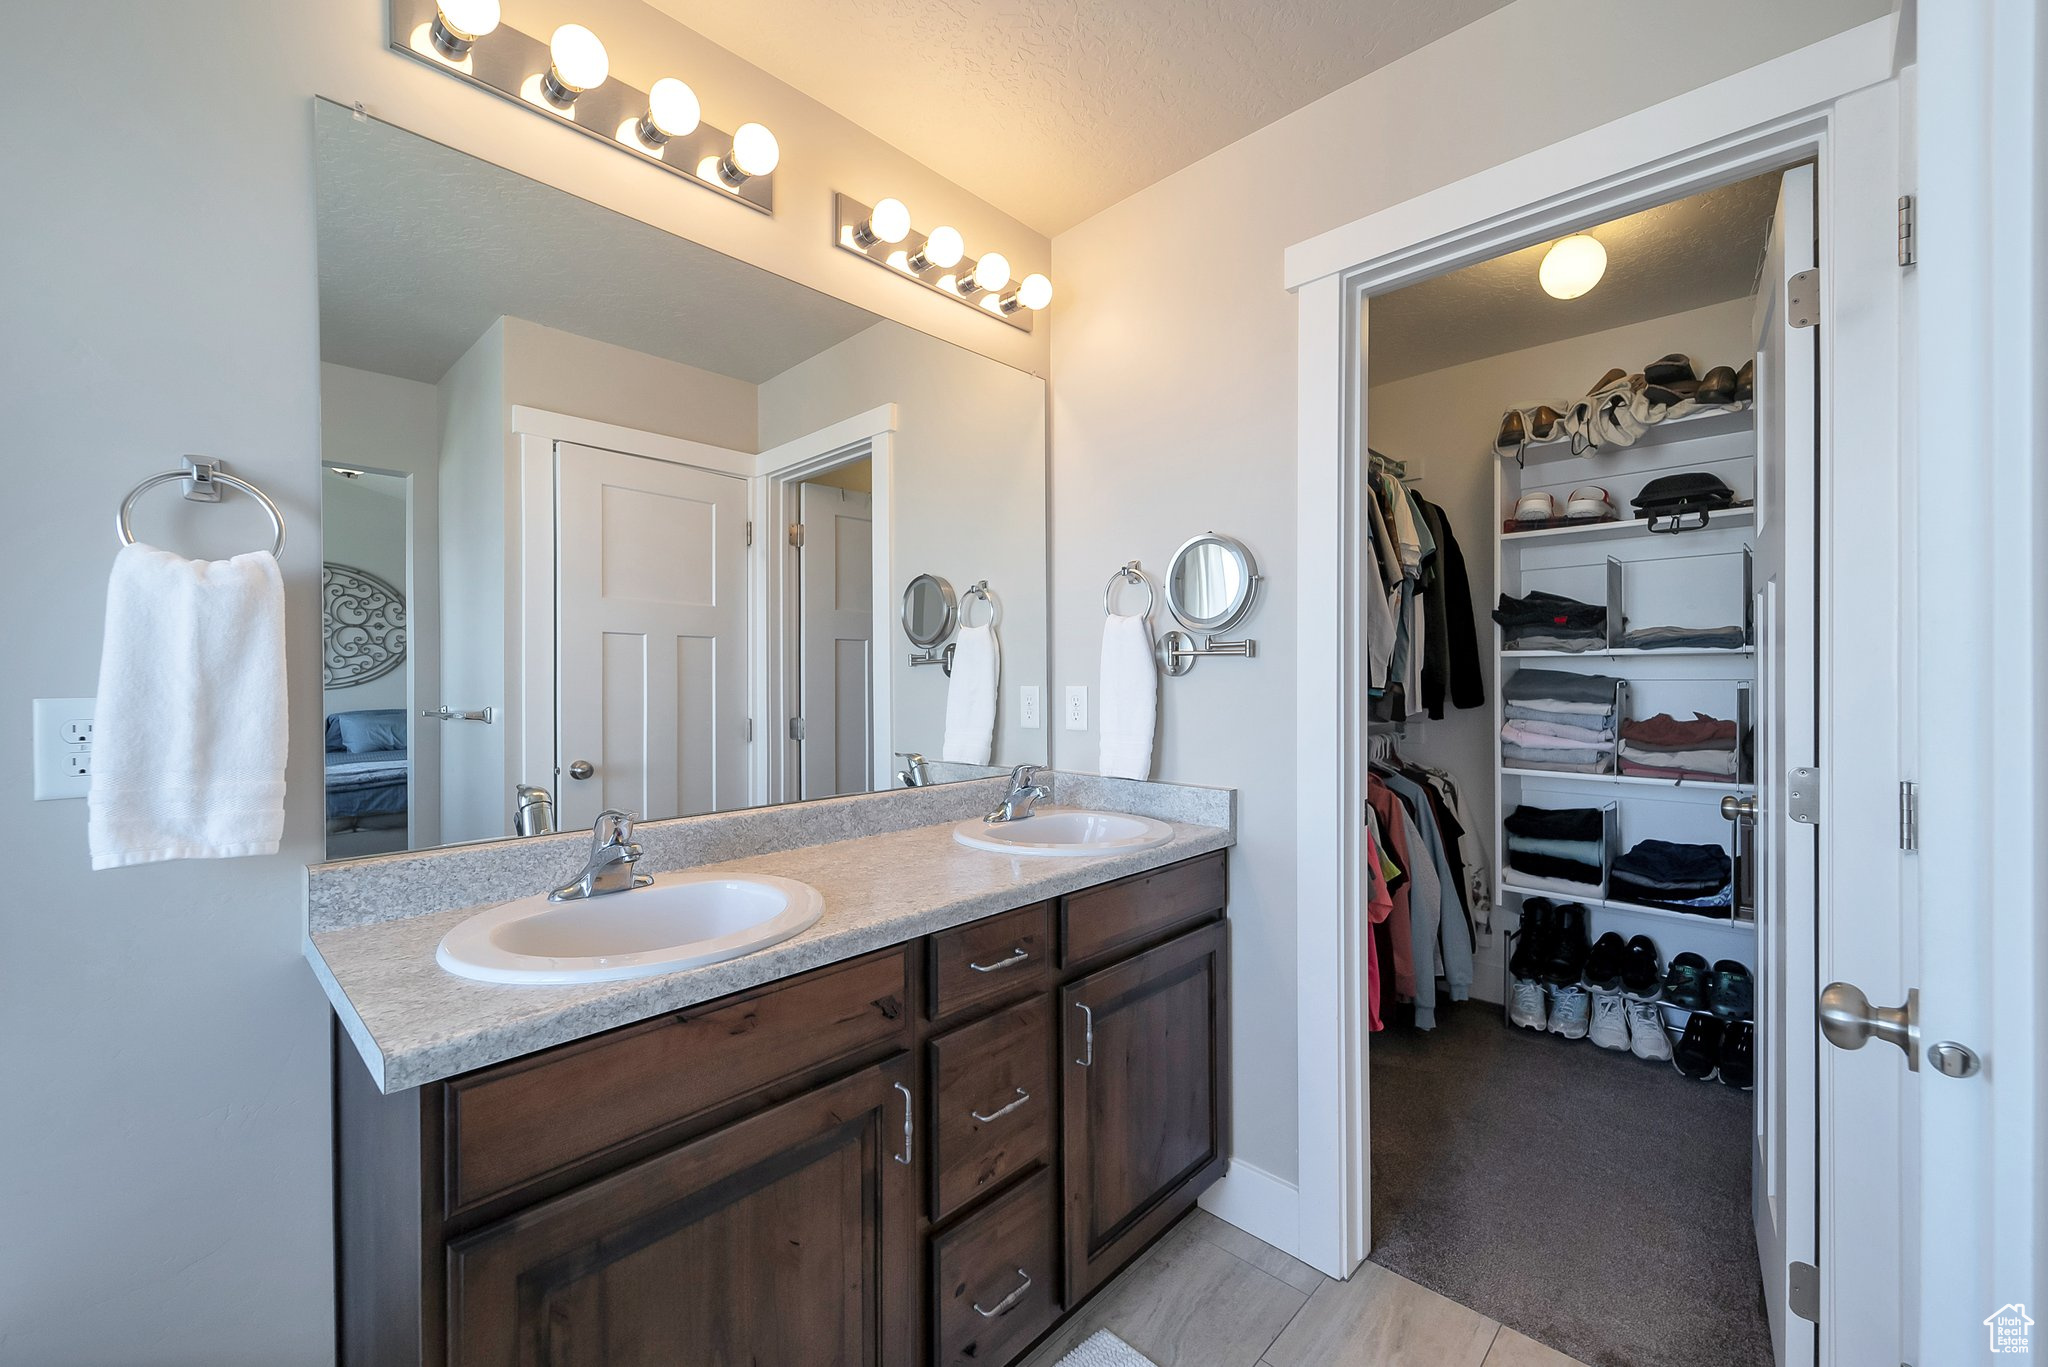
left=33, top=697, right=96, bottom=801
left=1019, top=685, right=1041, bottom=729
left=1065, top=685, right=1089, bottom=731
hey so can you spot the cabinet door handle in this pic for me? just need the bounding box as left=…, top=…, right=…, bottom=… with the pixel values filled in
left=1074, top=1002, right=1094, bottom=1067
left=971, top=1087, right=1031, bottom=1123
left=892, top=1081, right=914, bottom=1166
left=969, top=947, right=1031, bottom=973
left=972, top=1268, right=1033, bottom=1318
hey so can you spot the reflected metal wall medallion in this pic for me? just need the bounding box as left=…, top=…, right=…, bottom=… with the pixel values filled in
left=324, top=563, right=408, bottom=687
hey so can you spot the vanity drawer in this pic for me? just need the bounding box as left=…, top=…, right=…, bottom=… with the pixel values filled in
left=927, top=902, right=1054, bottom=1020
left=442, top=946, right=911, bottom=1218
left=1060, top=850, right=1226, bottom=967
left=928, top=996, right=1055, bottom=1221
left=931, top=1167, right=1062, bottom=1367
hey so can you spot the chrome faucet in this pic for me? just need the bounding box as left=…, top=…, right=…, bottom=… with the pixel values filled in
left=984, top=764, right=1051, bottom=824
left=549, top=809, right=652, bottom=902
left=896, top=751, right=932, bottom=788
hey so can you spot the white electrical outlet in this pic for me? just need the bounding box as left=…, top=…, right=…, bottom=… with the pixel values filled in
left=33, top=697, right=96, bottom=801
left=1019, top=685, right=1041, bottom=729
left=1064, top=685, right=1089, bottom=731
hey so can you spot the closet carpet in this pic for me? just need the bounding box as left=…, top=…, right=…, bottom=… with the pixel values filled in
left=1368, top=1000, right=1772, bottom=1367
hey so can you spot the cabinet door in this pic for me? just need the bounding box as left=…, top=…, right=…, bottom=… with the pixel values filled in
left=447, top=1055, right=916, bottom=1366
left=1059, top=921, right=1229, bottom=1302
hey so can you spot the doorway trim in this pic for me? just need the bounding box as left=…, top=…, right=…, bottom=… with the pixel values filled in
left=1283, top=14, right=1904, bottom=1325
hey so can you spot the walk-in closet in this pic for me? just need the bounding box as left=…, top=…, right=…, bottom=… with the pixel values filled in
left=1362, top=166, right=1815, bottom=1367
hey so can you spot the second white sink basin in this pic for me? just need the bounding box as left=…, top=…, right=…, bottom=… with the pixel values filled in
left=436, top=871, right=825, bottom=985
left=953, top=807, right=1175, bottom=857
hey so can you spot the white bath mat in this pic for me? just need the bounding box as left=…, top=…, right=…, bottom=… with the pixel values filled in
left=1055, top=1330, right=1160, bottom=1367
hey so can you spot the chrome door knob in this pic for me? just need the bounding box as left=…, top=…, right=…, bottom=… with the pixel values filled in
left=1720, top=794, right=1758, bottom=822
left=568, top=759, right=595, bottom=780
left=1818, top=982, right=1919, bottom=1070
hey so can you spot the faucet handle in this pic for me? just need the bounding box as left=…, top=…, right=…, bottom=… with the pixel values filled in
left=592, top=809, right=639, bottom=850
left=1008, top=763, right=1044, bottom=789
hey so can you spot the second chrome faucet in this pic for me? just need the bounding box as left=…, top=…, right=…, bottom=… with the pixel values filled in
left=550, top=809, right=653, bottom=901
left=984, top=764, right=1051, bottom=824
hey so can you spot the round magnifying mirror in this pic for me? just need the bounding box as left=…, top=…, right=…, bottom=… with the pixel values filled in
left=901, top=573, right=958, bottom=647
left=1165, top=532, right=1260, bottom=634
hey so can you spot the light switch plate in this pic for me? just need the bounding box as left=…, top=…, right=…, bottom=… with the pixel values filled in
left=1019, top=685, right=1041, bottom=729
left=33, top=697, right=95, bottom=801
left=1064, top=685, right=1089, bottom=731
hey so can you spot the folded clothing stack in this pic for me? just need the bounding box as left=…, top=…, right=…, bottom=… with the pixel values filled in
left=1616, top=624, right=1747, bottom=651
left=1504, top=805, right=1606, bottom=894
left=1500, top=667, right=1620, bottom=773
left=1609, top=839, right=1734, bottom=917
left=1492, top=591, right=1607, bottom=653
left=1618, top=711, right=1739, bottom=781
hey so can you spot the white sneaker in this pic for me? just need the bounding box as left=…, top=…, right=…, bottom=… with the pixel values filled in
left=1627, top=998, right=1674, bottom=1061
left=1548, top=984, right=1590, bottom=1040
left=1587, top=986, right=1630, bottom=1051
left=1509, top=978, right=1548, bottom=1031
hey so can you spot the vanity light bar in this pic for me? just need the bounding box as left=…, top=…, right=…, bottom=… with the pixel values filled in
left=387, top=0, right=778, bottom=214
left=832, top=194, right=1050, bottom=333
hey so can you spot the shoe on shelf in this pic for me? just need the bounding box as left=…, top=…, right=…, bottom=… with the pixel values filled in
left=1621, top=935, right=1662, bottom=998
left=1710, top=960, right=1755, bottom=1021
left=1717, top=1020, right=1756, bottom=1090
left=1549, top=983, right=1591, bottom=1041
left=1734, top=359, right=1755, bottom=403
left=1673, top=1012, right=1726, bottom=1081
left=1587, top=986, right=1631, bottom=1051
left=1662, top=951, right=1711, bottom=1010
left=1584, top=932, right=1628, bottom=989
left=1626, top=998, right=1674, bottom=1062
left=1544, top=903, right=1590, bottom=985
left=1509, top=977, right=1549, bottom=1032
left=1644, top=353, right=1699, bottom=385
left=1508, top=898, right=1556, bottom=980
left=1697, top=364, right=1739, bottom=404
left=1495, top=409, right=1529, bottom=458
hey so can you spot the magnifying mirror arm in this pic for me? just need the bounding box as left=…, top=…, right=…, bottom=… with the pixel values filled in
left=1158, top=631, right=1257, bottom=676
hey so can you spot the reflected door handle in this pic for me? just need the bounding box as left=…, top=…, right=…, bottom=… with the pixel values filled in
left=1720, top=794, right=1757, bottom=822
left=1818, top=983, right=1919, bottom=1070
left=568, top=759, right=595, bottom=780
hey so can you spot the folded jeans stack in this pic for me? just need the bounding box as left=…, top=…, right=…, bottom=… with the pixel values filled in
left=1609, top=839, right=1734, bottom=916
left=1615, top=624, right=1747, bottom=651
left=1504, top=805, right=1605, bottom=895
left=1618, top=711, right=1740, bottom=781
left=1492, top=590, right=1607, bottom=653
left=1500, top=667, right=1620, bottom=774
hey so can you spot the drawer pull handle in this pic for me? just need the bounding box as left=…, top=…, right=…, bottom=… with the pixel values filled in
left=969, top=947, right=1031, bottom=973
left=1075, top=1001, right=1094, bottom=1067
left=972, top=1268, right=1033, bottom=1318
left=971, top=1087, right=1031, bottom=1123
left=892, top=1081, right=914, bottom=1166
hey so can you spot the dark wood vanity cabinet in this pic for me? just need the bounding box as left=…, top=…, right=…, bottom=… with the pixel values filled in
left=337, top=849, right=1227, bottom=1367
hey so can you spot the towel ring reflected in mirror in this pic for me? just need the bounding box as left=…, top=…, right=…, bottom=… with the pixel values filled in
left=1159, top=532, right=1260, bottom=676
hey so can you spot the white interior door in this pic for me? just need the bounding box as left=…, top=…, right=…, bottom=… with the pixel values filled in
left=796, top=481, right=874, bottom=799
left=1749, top=162, right=1820, bottom=1367
left=554, top=441, right=750, bottom=828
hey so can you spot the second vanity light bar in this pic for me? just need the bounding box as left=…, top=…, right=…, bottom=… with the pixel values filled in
left=389, top=0, right=780, bottom=213
left=833, top=194, right=1051, bottom=333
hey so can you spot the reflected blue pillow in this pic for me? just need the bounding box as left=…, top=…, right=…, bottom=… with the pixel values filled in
left=335, top=709, right=407, bottom=754
left=325, top=715, right=345, bottom=752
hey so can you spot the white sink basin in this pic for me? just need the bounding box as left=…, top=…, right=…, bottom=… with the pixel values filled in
left=436, top=871, right=825, bottom=985
left=952, top=807, right=1175, bottom=857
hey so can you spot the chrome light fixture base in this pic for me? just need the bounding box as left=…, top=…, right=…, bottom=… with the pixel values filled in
left=832, top=193, right=1033, bottom=333
left=387, top=0, right=774, bottom=215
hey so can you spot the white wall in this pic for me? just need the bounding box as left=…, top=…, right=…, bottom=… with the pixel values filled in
left=1368, top=297, right=1756, bottom=998
left=1046, top=0, right=1887, bottom=1188
left=501, top=316, right=760, bottom=454
left=1, top=1, right=1047, bottom=1358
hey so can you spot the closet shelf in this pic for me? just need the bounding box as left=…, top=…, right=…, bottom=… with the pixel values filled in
left=1500, top=883, right=1757, bottom=933
left=1499, top=767, right=1752, bottom=794
left=1501, top=647, right=1755, bottom=659
left=1514, top=404, right=1754, bottom=467
left=1501, top=506, right=1756, bottom=545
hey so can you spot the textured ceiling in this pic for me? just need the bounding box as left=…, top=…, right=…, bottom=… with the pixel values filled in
left=315, top=103, right=879, bottom=385
left=648, top=0, right=1513, bottom=234
left=1367, top=171, right=1786, bottom=383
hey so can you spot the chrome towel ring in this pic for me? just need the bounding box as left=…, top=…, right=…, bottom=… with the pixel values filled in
left=1103, top=561, right=1154, bottom=617
left=117, top=458, right=286, bottom=559
left=961, top=580, right=1000, bottom=628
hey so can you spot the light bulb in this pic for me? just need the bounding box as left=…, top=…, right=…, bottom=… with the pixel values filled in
left=1539, top=234, right=1606, bottom=300
left=542, top=24, right=609, bottom=106
left=637, top=77, right=700, bottom=145
left=909, top=225, right=965, bottom=272
left=430, top=0, right=499, bottom=55
left=719, top=122, right=779, bottom=183
left=962, top=252, right=1010, bottom=294
left=864, top=198, right=911, bottom=246
left=1018, top=273, right=1053, bottom=310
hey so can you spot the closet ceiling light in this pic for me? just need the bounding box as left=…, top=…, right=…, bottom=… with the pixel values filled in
left=541, top=24, right=608, bottom=107
left=636, top=78, right=700, bottom=145
left=830, top=195, right=1038, bottom=332
left=1540, top=234, right=1607, bottom=300
left=430, top=0, right=499, bottom=56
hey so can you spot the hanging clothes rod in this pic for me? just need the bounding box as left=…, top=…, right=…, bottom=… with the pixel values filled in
left=116, top=457, right=286, bottom=559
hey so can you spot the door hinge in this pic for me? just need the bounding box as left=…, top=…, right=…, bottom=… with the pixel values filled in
left=1788, top=767, right=1820, bottom=825
left=1789, top=1260, right=1820, bottom=1323
left=745, top=520, right=753, bottom=547
left=787, top=522, right=805, bottom=548
left=788, top=717, right=806, bottom=741
left=1899, top=780, right=1918, bottom=852
left=1897, top=194, right=1916, bottom=266
left=1787, top=268, right=1821, bottom=328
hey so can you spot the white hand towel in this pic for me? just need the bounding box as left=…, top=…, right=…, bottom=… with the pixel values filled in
left=1098, top=613, right=1157, bottom=780
left=89, top=543, right=288, bottom=869
left=941, top=622, right=1000, bottom=764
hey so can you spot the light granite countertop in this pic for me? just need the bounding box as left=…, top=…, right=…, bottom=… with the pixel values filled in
left=306, top=776, right=1234, bottom=1093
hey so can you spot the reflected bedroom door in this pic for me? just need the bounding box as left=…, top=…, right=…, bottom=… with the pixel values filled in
left=796, top=480, right=874, bottom=799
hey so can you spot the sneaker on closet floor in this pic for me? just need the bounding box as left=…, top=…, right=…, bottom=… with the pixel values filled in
left=1583, top=932, right=1629, bottom=990
left=1710, top=961, right=1755, bottom=1021
left=1626, top=998, right=1674, bottom=1062
left=1509, top=978, right=1549, bottom=1032
left=1549, top=983, right=1591, bottom=1041
left=1662, top=952, right=1711, bottom=1010
left=1621, top=935, right=1662, bottom=998
left=1587, top=986, right=1630, bottom=1050
left=1717, top=1021, right=1756, bottom=1090
left=1673, top=1012, right=1725, bottom=1081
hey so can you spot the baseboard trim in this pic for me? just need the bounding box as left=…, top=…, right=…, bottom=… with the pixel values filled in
left=1198, top=1157, right=1301, bottom=1257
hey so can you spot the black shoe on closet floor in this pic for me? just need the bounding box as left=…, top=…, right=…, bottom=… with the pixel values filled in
left=1543, top=903, right=1590, bottom=985
left=1621, top=935, right=1662, bottom=997
left=1673, top=1012, right=1726, bottom=1081
left=1508, top=899, right=1556, bottom=980
left=1583, top=932, right=1628, bottom=990
left=1717, top=1021, right=1756, bottom=1090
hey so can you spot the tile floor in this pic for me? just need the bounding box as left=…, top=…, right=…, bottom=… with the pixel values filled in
left=1018, top=1209, right=1588, bottom=1367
